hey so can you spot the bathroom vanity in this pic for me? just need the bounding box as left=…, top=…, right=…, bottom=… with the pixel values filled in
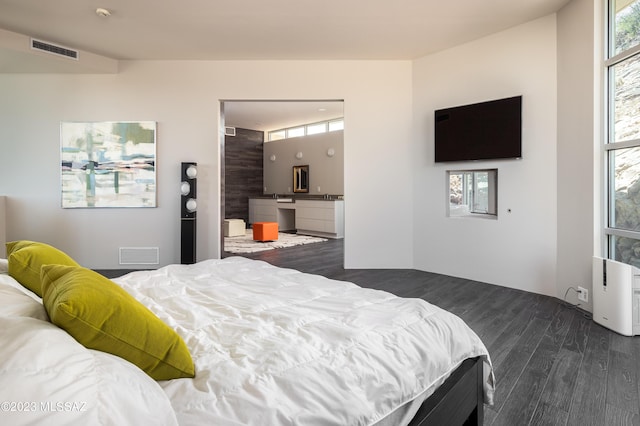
left=248, top=197, right=344, bottom=239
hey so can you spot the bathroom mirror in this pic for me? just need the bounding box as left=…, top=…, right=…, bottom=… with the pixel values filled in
left=293, top=165, right=309, bottom=193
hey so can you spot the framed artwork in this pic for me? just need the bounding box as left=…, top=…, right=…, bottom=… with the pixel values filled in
left=60, top=121, right=156, bottom=208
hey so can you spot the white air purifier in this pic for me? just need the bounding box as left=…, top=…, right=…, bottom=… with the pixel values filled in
left=592, top=256, right=640, bottom=336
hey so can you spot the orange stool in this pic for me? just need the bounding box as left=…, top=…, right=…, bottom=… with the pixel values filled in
left=253, top=222, right=278, bottom=241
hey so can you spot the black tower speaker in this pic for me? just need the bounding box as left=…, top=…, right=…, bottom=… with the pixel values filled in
left=180, top=162, right=197, bottom=264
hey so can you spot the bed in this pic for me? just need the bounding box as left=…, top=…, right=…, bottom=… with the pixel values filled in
left=0, top=243, right=494, bottom=426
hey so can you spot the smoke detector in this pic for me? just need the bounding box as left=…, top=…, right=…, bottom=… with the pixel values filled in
left=96, top=8, right=111, bottom=17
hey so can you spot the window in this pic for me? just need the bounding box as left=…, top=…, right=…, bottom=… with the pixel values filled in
left=286, top=126, right=304, bottom=138
left=447, top=169, right=497, bottom=218
left=267, top=118, right=344, bottom=141
left=306, top=122, right=327, bottom=135
left=270, top=130, right=286, bottom=141
left=605, top=0, right=640, bottom=266
left=328, top=120, right=344, bottom=132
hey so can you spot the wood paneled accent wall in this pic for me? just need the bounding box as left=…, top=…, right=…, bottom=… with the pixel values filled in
left=224, top=128, right=264, bottom=223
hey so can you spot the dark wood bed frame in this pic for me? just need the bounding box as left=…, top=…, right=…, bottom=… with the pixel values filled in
left=409, top=357, right=484, bottom=426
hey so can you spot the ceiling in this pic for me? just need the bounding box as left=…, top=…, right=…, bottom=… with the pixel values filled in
left=223, top=101, right=343, bottom=132
left=0, top=0, right=571, bottom=130
left=0, top=0, right=572, bottom=62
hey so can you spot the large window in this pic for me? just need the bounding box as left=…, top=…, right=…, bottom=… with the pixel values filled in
left=447, top=169, right=497, bottom=218
left=605, top=0, right=640, bottom=267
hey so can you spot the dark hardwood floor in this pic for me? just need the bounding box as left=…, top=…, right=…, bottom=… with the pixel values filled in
left=99, top=238, right=640, bottom=425
left=222, top=239, right=640, bottom=426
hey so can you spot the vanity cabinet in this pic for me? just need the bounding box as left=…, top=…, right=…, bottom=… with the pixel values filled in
left=248, top=198, right=344, bottom=238
left=295, top=200, right=344, bottom=239
left=248, top=198, right=277, bottom=224
left=248, top=198, right=296, bottom=231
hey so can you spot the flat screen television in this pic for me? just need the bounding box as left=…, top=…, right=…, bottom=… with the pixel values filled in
left=434, top=95, right=522, bottom=163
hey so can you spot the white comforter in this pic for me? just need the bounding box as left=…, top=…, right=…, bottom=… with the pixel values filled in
left=115, top=257, right=494, bottom=426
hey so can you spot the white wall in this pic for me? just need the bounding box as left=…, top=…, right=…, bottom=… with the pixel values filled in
left=0, top=4, right=603, bottom=301
left=0, top=60, right=414, bottom=269
left=263, top=130, right=344, bottom=195
left=412, top=16, right=559, bottom=296
left=556, top=0, right=600, bottom=311
left=0, top=196, right=5, bottom=257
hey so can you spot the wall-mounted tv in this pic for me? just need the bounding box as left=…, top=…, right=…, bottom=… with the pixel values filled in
left=434, top=95, right=522, bottom=163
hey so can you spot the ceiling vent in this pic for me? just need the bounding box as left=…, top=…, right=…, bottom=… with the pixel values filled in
left=225, top=127, right=237, bottom=136
left=31, top=38, right=79, bottom=60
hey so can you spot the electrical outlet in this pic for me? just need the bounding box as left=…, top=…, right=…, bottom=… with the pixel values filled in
left=577, top=286, right=588, bottom=303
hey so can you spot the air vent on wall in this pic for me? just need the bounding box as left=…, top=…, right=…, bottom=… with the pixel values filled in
left=31, top=38, right=79, bottom=60
left=225, top=127, right=236, bottom=136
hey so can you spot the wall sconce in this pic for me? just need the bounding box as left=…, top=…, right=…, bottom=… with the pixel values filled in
left=181, top=162, right=197, bottom=264
left=296, top=151, right=303, bottom=159
left=327, top=148, right=335, bottom=157
left=270, top=154, right=276, bottom=162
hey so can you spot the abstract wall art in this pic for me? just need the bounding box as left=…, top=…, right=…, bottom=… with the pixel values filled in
left=60, top=121, right=156, bottom=208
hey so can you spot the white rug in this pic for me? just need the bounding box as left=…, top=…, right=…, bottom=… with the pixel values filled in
left=224, top=230, right=328, bottom=254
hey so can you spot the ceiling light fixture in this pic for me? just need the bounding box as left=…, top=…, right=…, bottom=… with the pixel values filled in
left=96, top=8, right=111, bottom=18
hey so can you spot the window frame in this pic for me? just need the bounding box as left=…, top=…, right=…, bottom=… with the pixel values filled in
left=267, top=118, right=344, bottom=142
left=604, top=0, right=640, bottom=264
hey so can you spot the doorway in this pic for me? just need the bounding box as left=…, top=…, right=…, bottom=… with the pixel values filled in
left=220, top=100, right=344, bottom=259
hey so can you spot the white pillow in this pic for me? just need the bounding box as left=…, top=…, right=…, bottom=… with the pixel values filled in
left=0, top=274, right=47, bottom=320
left=0, top=258, right=7, bottom=274
left=0, top=316, right=178, bottom=426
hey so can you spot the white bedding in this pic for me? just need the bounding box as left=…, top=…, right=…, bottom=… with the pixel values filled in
left=114, top=257, right=494, bottom=426
left=0, top=256, right=494, bottom=426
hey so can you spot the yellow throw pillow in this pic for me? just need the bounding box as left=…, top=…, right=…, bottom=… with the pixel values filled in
left=40, top=264, right=195, bottom=381
left=6, top=240, right=80, bottom=297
